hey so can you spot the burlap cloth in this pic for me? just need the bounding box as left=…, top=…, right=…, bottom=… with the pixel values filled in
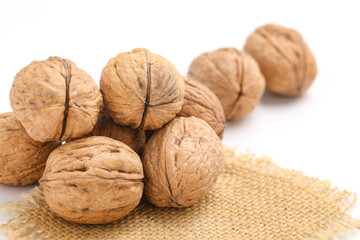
left=1, top=148, right=359, bottom=239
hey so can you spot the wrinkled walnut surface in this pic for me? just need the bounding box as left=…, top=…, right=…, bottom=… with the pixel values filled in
left=177, top=77, right=225, bottom=139
left=244, top=24, right=317, bottom=96
left=100, top=48, right=185, bottom=130
left=0, top=112, right=60, bottom=186
left=40, top=136, right=144, bottom=224
left=142, top=117, right=223, bottom=208
left=10, top=56, right=103, bottom=142
left=90, top=108, right=146, bottom=153
left=188, top=48, right=265, bottom=121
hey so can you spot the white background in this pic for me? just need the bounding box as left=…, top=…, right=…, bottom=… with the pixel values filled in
left=0, top=0, right=359, bottom=239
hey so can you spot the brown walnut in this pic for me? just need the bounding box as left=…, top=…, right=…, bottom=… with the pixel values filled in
left=244, top=24, right=317, bottom=96
left=142, top=117, right=223, bottom=208
left=40, top=136, right=144, bottom=224
left=10, top=56, right=103, bottom=142
left=188, top=48, right=265, bottom=121
left=90, top=108, right=146, bottom=153
left=177, top=77, right=226, bottom=139
left=100, top=48, right=185, bottom=130
left=0, top=112, right=60, bottom=186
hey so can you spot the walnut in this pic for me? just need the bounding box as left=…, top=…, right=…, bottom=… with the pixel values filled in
left=244, top=24, right=317, bottom=96
left=142, top=117, right=223, bottom=208
left=177, top=77, right=226, bottom=139
left=10, top=56, right=103, bottom=142
left=100, top=48, right=185, bottom=130
left=188, top=48, right=265, bottom=121
left=90, top=108, right=146, bottom=153
left=0, top=112, right=60, bottom=186
left=39, top=136, right=144, bottom=224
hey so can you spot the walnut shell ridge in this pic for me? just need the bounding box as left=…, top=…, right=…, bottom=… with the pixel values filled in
left=244, top=24, right=317, bottom=96
left=188, top=48, right=265, bottom=121
left=0, top=112, right=60, bottom=186
left=142, top=117, right=223, bottom=208
left=90, top=108, right=146, bottom=153
left=40, top=136, right=144, bottom=224
left=10, top=56, right=103, bottom=142
left=177, top=77, right=226, bottom=139
left=100, top=48, right=185, bottom=130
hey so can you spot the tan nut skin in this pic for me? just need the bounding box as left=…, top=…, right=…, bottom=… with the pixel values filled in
left=40, top=136, right=144, bottom=224
left=177, top=77, right=226, bottom=139
left=188, top=48, right=265, bottom=121
left=142, top=117, right=223, bottom=208
left=10, top=56, right=103, bottom=142
left=0, top=112, right=60, bottom=186
left=100, top=48, right=185, bottom=130
left=89, top=108, right=146, bottom=153
left=244, top=24, right=317, bottom=96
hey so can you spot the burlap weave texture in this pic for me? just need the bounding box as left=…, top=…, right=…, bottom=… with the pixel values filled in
left=1, top=148, right=359, bottom=239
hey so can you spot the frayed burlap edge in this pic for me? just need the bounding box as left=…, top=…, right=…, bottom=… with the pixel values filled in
left=1, top=148, right=360, bottom=240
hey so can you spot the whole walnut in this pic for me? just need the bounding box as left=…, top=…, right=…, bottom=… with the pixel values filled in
left=39, top=136, right=144, bottom=224
left=142, top=117, right=223, bottom=208
left=177, top=77, right=226, bottom=139
left=100, top=48, right=185, bottom=130
left=188, top=48, right=265, bottom=121
left=0, top=112, right=60, bottom=186
left=244, top=24, right=317, bottom=96
left=10, top=57, right=103, bottom=142
left=90, top=108, right=146, bottom=153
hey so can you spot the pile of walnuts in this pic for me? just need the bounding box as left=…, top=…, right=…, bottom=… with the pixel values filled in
left=0, top=24, right=316, bottom=224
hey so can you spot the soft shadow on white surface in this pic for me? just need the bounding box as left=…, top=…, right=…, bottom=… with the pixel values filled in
left=260, top=91, right=304, bottom=106
left=0, top=184, right=38, bottom=205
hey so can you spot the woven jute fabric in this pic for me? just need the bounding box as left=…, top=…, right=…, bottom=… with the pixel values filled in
left=1, top=148, right=359, bottom=240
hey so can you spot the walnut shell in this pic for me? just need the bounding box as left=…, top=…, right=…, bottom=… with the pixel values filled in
left=100, top=48, right=185, bottom=130
left=0, top=112, right=60, bottom=186
left=142, top=117, right=223, bottom=208
left=10, top=57, right=103, bottom=142
left=244, top=24, right=317, bottom=96
left=177, top=77, right=226, bottom=139
left=188, top=48, right=265, bottom=121
left=39, top=136, right=144, bottom=224
left=90, top=108, right=146, bottom=153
